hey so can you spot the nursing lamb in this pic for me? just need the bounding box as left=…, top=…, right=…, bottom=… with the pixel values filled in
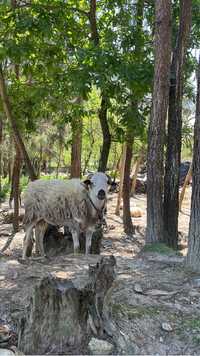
left=23, top=172, right=108, bottom=258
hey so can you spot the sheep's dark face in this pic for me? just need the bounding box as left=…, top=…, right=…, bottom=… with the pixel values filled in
left=84, top=172, right=108, bottom=210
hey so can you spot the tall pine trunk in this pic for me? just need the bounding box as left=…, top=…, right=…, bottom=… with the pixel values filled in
left=0, top=65, right=37, bottom=181
left=163, top=0, right=192, bottom=249
left=146, top=0, right=171, bottom=243
left=185, top=56, right=200, bottom=272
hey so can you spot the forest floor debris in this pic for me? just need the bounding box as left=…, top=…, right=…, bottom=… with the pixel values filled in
left=1, top=187, right=199, bottom=355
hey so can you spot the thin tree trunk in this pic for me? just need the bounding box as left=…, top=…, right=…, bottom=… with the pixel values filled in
left=115, top=144, right=126, bottom=216
left=179, top=163, right=192, bottom=211
left=163, top=0, right=192, bottom=249
left=89, top=0, right=111, bottom=173
left=0, top=117, right=2, bottom=194
left=123, top=139, right=134, bottom=235
left=71, top=117, right=82, bottom=178
left=8, top=138, right=13, bottom=184
left=131, top=149, right=144, bottom=196
left=83, top=135, right=95, bottom=176
left=56, top=143, right=63, bottom=179
left=0, top=65, right=37, bottom=181
left=122, top=0, right=144, bottom=233
left=12, top=146, right=22, bottom=232
left=98, top=95, right=111, bottom=172
left=146, top=0, right=171, bottom=244
left=185, top=56, right=200, bottom=272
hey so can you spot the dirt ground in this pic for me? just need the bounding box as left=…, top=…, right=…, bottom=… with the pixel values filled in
left=1, top=186, right=200, bottom=355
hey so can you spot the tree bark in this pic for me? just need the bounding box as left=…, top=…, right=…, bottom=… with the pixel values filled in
left=71, top=117, right=82, bottom=178
left=0, top=65, right=37, bottom=181
left=123, top=139, right=134, bottom=235
left=185, top=56, right=200, bottom=272
left=122, top=0, right=144, bottom=233
left=98, top=96, right=111, bottom=172
left=146, top=0, right=171, bottom=243
left=18, top=256, right=116, bottom=355
left=163, top=0, right=192, bottom=249
left=131, top=149, right=144, bottom=196
left=115, top=144, right=126, bottom=216
left=179, top=162, right=192, bottom=211
left=89, top=0, right=111, bottom=173
left=0, top=117, right=2, bottom=194
left=11, top=145, right=22, bottom=232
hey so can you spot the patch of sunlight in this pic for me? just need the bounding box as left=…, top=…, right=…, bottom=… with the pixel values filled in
left=52, top=271, right=75, bottom=279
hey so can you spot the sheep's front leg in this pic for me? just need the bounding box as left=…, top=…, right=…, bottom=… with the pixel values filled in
left=23, top=224, right=34, bottom=259
left=71, top=230, right=80, bottom=254
left=85, top=230, right=94, bottom=255
left=35, top=221, right=48, bottom=257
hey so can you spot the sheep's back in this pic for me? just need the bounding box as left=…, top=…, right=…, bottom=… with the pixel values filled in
left=23, top=179, right=88, bottom=226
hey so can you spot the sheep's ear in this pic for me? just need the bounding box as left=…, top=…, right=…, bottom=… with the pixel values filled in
left=83, top=179, right=92, bottom=190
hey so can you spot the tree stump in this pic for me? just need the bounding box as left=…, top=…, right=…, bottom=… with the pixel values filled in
left=18, top=255, right=116, bottom=355
left=43, top=224, right=103, bottom=256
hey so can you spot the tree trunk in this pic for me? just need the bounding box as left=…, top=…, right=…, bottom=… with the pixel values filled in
left=18, top=256, right=116, bottom=355
left=8, top=138, right=13, bottom=183
left=122, top=0, right=144, bottom=233
left=131, top=149, right=144, bottom=196
left=115, top=144, right=126, bottom=216
left=56, top=143, right=63, bottom=178
left=89, top=0, right=111, bottom=173
left=123, top=139, right=134, bottom=235
left=12, top=146, right=22, bottom=232
left=163, top=0, right=192, bottom=249
left=83, top=135, right=95, bottom=176
left=98, top=95, right=111, bottom=172
left=0, top=117, right=2, bottom=194
left=146, top=0, right=171, bottom=243
left=179, top=162, right=192, bottom=211
left=0, top=65, right=37, bottom=181
left=185, top=56, right=200, bottom=272
left=71, top=117, right=82, bottom=178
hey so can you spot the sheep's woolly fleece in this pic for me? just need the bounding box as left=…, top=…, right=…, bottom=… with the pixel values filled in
left=23, top=179, right=90, bottom=226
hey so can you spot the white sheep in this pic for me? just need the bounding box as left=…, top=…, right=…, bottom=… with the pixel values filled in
left=22, top=172, right=108, bottom=258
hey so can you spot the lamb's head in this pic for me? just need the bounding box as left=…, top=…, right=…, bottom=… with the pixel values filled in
left=83, top=172, right=109, bottom=210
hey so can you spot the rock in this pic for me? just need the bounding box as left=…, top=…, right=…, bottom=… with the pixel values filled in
left=88, top=338, right=114, bottom=355
left=161, top=322, right=173, bottom=332
left=134, top=283, right=144, bottom=294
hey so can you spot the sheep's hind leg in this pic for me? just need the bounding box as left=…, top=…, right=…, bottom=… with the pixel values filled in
left=85, top=230, right=94, bottom=255
left=71, top=230, right=80, bottom=254
left=35, top=221, right=48, bottom=257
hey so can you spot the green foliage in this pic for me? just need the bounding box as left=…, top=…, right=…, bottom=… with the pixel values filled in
left=0, top=0, right=199, bottom=175
left=0, top=179, right=10, bottom=202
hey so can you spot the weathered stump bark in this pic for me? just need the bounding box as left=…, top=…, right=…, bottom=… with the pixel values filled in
left=18, top=256, right=116, bottom=355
